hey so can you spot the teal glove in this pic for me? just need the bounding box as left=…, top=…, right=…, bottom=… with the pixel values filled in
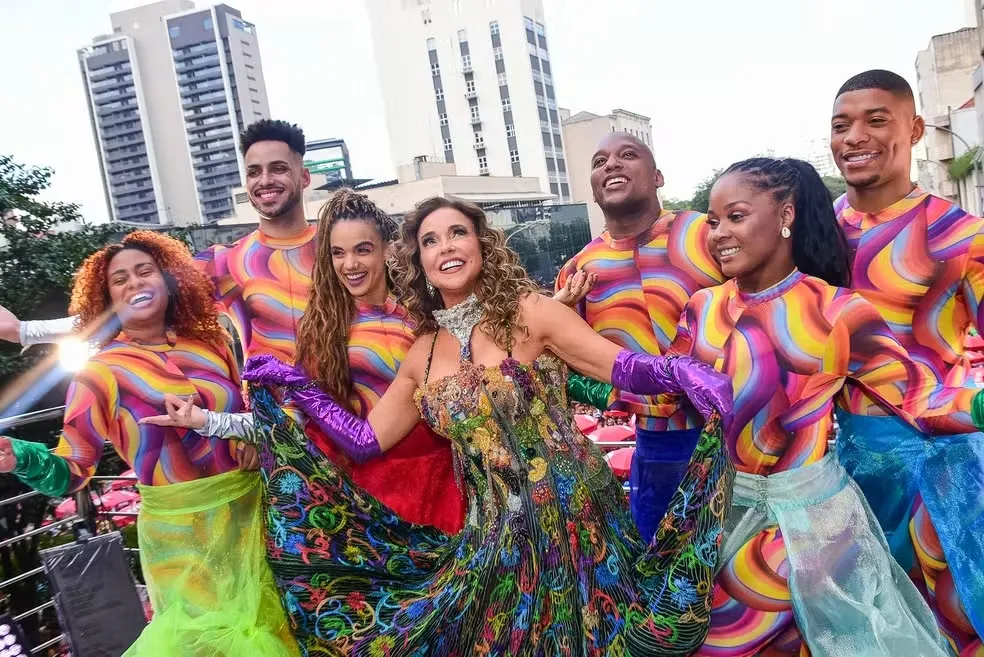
left=567, top=373, right=615, bottom=411
left=8, top=438, right=71, bottom=497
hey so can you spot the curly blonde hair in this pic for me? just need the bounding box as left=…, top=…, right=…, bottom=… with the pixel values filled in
left=295, top=189, right=398, bottom=410
left=392, top=197, right=538, bottom=350
left=69, top=231, right=225, bottom=346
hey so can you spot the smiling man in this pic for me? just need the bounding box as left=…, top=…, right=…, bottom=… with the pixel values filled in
left=555, top=132, right=724, bottom=525
left=831, top=69, right=984, bottom=653
left=1, top=119, right=315, bottom=364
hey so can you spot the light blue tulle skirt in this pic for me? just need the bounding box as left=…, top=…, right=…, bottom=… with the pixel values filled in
left=722, top=453, right=949, bottom=657
left=834, top=409, right=984, bottom=640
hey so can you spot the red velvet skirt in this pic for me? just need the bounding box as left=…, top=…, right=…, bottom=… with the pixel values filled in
left=303, top=420, right=466, bottom=535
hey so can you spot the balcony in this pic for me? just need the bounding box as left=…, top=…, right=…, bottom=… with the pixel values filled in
left=470, top=115, right=482, bottom=126
left=473, top=139, right=486, bottom=150
left=465, top=89, right=477, bottom=99
left=462, top=62, right=473, bottom=73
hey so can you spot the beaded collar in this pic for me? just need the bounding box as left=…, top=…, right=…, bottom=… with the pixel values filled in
left=433, top=294, right=483, bottom=360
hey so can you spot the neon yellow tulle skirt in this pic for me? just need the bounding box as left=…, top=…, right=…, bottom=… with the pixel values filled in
left=123, top=469, right=299, bottom=657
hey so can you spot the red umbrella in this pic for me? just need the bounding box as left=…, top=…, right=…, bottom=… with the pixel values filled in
left=589, top=424, right=634, bottom=448
left=574, top=414, right=598, bottom=434
left=605, top=447, right=635, bottom=480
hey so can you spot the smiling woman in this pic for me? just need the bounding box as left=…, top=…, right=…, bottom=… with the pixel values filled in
left=0, top=231, right=298, bottom=657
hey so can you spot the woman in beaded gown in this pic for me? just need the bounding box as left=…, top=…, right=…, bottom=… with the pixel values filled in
left=238, top=196, right=737, bottom=656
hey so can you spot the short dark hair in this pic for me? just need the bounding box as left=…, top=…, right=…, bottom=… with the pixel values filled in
left=836, top=69, right=914, bottom=104
left=239, top=119, right=306, bottom=157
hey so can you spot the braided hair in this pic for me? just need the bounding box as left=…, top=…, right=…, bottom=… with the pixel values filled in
left=723, top=157, right=852, bottom=288
left=295, top=188, right=399, bottom=409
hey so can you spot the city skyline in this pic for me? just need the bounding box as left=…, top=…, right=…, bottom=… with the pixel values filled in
left=0, top=0, right=971, bottom=224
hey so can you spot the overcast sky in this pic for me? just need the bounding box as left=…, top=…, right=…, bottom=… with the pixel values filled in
left=0, top=0, right=973, bottom=223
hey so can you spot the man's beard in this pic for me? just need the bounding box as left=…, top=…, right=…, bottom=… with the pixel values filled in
left=846, top=173, right=880, bottom=190
left=250, top=187, right=302, bottom=219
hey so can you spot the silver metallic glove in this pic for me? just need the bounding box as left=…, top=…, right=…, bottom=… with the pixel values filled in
left=21, top=316, right=78, bottom=346
left=195, top=410, right=255, bottom=440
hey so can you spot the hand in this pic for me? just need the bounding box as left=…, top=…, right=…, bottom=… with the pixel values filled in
left=236, top=443, right=260, bottom=471
left=139, top=394, right=206, bottom=430
left=672, top=358, right=734, bottom=431
left=242, top=354, right=309, bottom=387
left=0, top=305, right=22, bottom=344
left=0, top=437, right=17, bottom=473
left=554, top=271, right=597, bottom=307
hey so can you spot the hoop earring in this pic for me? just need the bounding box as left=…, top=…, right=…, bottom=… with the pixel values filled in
left=780, top=226, right=791, bottom=239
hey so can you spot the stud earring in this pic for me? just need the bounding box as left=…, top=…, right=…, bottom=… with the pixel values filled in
left=780, top=226, right=791, bottom=239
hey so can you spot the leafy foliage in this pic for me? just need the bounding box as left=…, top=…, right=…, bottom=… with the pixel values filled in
left=821, top=176, right=848, bottom=199
left=948, top=147, right=980, bottom=182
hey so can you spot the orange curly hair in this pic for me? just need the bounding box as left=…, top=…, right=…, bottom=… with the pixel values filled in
left=69, top=230, right=225, bottom=346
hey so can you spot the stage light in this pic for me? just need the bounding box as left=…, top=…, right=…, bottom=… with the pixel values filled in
left=58, top=337, right=97, bottom=373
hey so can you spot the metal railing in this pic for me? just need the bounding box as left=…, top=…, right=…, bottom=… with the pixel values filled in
left=0, top=406, right=143, bottom=655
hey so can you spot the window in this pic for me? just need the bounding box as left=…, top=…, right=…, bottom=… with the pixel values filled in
left=497, top=72, right=508, bottom=86
left=462, top=54, right=472, bottom=69
left=422, top=8, right=432, bottom=24
left=489, top=21, right=499, bottom=34
left=465, top=79, right=476, bottom=93
left=431, top=62, right=440, bottom=75
left=168, top=25, right=181, bottom=39
left=439, top=113, right=448, bottom=126
left=478, top=155, right=488, bottom=171
left=524, top=16, right=534, bottom=29
left=510, top=150, right=520, bottom=163
left=506, top=123, right=516, bottom=138
left=470, top=106, right=481, bottom=120
left=502, top=97, right=511, bottom=111
left=427, top=37, right=436, bottom=50
left=535, top=22, right=546, bottom=36
left=493, top=46, right=503, bottom=60
left=435, top=87, right=445, bottom=100
left=443, top=138, right=453, bottom=151
left=458, top=29, right=467, bottom=41
left=527, top=42, right=537, bottom=55
left=474, top=132, right=485, bottom=146
left=203, top=17, right=213, bottom=30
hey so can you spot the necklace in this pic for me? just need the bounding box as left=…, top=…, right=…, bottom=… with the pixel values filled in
left=433, top=294, right=483, bottom=361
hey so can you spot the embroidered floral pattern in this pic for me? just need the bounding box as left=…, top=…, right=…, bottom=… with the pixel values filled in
left=249, top=354, right=733, bottom=656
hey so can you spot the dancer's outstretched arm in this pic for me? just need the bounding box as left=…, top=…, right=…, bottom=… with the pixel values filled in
left=523, top=293, right=733, bottom=428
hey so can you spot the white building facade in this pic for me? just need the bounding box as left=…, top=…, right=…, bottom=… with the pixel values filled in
left=367, top=0, right=572, bottom=201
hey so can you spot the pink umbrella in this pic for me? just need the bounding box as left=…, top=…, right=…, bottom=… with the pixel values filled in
left=589, top=424, right=634, bottom=449
left=605, top=447, right=635, bottom=480
left=574, top=414, right=598, bottom=434
left=107, top=470, right=138, bottom=491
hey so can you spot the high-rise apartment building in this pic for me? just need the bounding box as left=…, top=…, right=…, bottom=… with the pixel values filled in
left=78, top=1, right=270, bottom=225
left=367, top=0, right=573, bottom=201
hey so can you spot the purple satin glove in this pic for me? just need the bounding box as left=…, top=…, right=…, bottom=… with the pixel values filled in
left=242, top=354, right=382, bottom=463
left=611, top=350, right=734, bottom=430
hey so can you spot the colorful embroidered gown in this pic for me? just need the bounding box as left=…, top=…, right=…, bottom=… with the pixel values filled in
left=836, top=188, right=984, bottom=653
left=667, top=271, right=976, bottom=657
left=248, top=338, right=735, bottom=656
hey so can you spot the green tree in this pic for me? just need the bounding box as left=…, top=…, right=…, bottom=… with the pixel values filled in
left=661, top=197, right=691, bottom=211
left=822, top=175, right=847, bottom=200
left=688, top=170, right=721, bottom=214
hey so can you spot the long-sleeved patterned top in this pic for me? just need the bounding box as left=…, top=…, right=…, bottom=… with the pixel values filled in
left=836, top=188, right=984, bottom=386
left=555, top=209, right=724, bottom=430
left=53, top=333, right=243, bottom=492
left=667, top=270, right=976, bottom=475
left=195, top=225, right=316, bottom=363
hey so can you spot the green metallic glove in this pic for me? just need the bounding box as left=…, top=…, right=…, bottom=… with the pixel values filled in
left=972, top=390, right=984, bottom=432
left=567, top=373, right=616, bottom=410
left=8, top=438, right=71, bottom=497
